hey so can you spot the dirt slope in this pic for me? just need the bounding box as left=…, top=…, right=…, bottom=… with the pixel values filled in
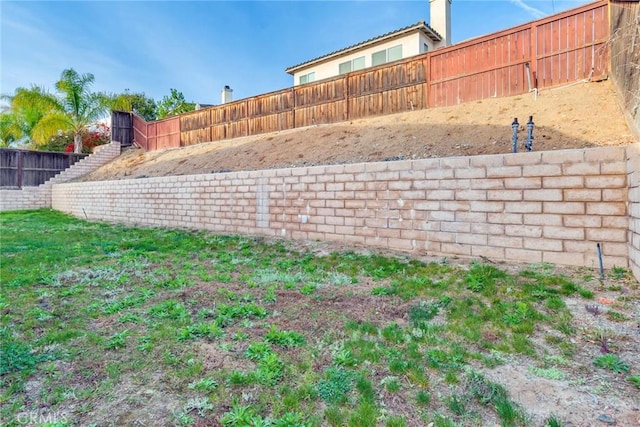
left=84, top=80, right=635, bottom=182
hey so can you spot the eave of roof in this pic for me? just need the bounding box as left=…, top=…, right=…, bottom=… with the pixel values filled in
left=285, top=21, right=442, bottom=75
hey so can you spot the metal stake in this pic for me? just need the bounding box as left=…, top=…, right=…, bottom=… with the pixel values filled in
left=512, top=118, right=519, bottom=153
left=525, top=116, right=534, bottom=152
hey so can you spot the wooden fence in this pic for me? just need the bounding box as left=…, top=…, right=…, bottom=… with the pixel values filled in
left=0, top=149, right=87, bottom=188
left=610, top=0, right=640, bottom=136
left=131, top=0, right=609, bottom=151
left=111, top=111, right=134, bottom=147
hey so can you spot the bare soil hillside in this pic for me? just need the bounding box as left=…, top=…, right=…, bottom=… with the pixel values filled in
left=84, top=80, right=635, bottom=182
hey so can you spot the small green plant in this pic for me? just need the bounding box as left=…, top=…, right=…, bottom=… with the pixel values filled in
left=221, top=404, right=256, bottom=426
left=610, top=266, right=629, bottom=279
left=466, top=263, right=506, bottom=292
left=627, top=375, right=640, bottom=388
left=317, top=367, right=355, bottom=404
left=0, top=330, right=42, bottom=374
left=148, top=300, right=190, bottom=321
left=416, top=390, right=431, bottom=406
left=188, top=377, right=218, bottom=393
left=245, top=342, right=274, bottom=360
left=529, top=366, right=565, bottom=380
left=178, top=323, right=224, bottom=340
left=381, top=376, right=401, bottom=392
left=409, top=300, right=441, bottom=325
left=545, top=415, right=564, bottom=427
left=105, top=330, right=129, bottom=350
left=445, top=393, right=466, bottom=415
left=494, top=395, right=525, bottom=426
left=606, top=311, right=629, bottom=322
left=385, top=415, right=407, bottom=427
left=265, top=326, right=305, bottom=348
left=593, top=354, right=630, bottom=373
left=255, top=353, right=285, bottom=386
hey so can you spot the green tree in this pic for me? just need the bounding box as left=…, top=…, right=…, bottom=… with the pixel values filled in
left=106, top=90, right=157, bottom=121
left=156, top=88, right=195, bottom=119
left=2, top=69, right=108, bottom=153
left=0, top=85, right=60, bottom=147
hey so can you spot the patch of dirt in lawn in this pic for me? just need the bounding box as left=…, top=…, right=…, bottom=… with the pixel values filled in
left=83, top=79, right=636, bottom=181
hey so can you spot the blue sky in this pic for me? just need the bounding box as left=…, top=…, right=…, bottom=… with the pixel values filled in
left=1, top=0, right=592, bottom=105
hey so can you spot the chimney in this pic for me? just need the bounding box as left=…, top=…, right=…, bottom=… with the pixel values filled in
left=429, top=0, right=451, bottom=46
left=221, top=85, right=233, bottom=104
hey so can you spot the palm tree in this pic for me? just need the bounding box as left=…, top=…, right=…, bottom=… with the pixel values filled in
left=2, top=69, right=108, bottom=153
left=35, top=69, right=108, bottom=153
left=0, top=85, right=60, bottom=147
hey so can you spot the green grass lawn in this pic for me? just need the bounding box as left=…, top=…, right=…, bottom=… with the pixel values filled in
left=1, top=210, right=637, bottom=426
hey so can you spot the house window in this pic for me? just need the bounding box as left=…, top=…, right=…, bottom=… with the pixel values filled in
left=423, top=43, right=429, bottom=53
left=338, top=56, right=366, bottom=75
left=371, top=45, right=403, bottom=66
left=388, top=45, right=402, bottom=62
left=339, top=61, right=351, bottom=75
left=372, top=50, right=386, bottom=66
left=299, top=72, right=315, bottom=85
left=353, top=56, right=365, bottom=71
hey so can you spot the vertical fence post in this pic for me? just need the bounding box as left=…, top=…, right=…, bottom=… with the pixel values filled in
left=292, top=87, right=296, bottom=129
left=345, top=75, right=350, bottom=121
left=17, top=150, right=23, bottom=189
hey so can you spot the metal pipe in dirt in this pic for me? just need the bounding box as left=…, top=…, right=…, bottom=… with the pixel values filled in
left=512, top=118, right=519, bottom=153
left=596, top=243, right=605, bottom=280
left=525, top=116, right=534, bottom=152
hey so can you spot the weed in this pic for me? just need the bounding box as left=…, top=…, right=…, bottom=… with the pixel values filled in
left=466, top=263, right=506, bottom=293
left=381, top=376, right=401, bottom=392
left=494, top=395, right=525, bottom=426
left=105, top=330, right=129, bottom=350
left=409, top=300, right=441, bottom=325
left=265, top=326, right=305, bottom=348
left=333, top=348, right=357, bottom=367
left=545, top=415, right=564, bottom=427
left=347, top=401, right=378, bottom=427
left=593, top=354, right=630, bottom=373
left=385, top=415, right=407, bottom=427
left=381, top=323, right=405, bottom=344
left=432, top=413, right=458, bottom=427
left=528, top=366, right=565, bottom=380
left=188, top=377, right=218, bottom=393
left=221, top=404, right=255, bottom=426
left=446, top=393, right=466, bottom=415
left=0, top=328, right=57, bottom=374
left=325, top=406, right=345, bottom=426
left=137, top=335, right=153, bottom=352
left=245, top=342, right=274, bottom=360
left=226, top=370, right=256, bottom=386
left=611, top=266, right=629, bottom=279
left=606, top=311, right=629, bottom=322
left=148, top=300, right=190, bottom=321
left=416, top=390, right=432, bottom=405
left=317, top=367, right=355, bottom=404
left=178, top=323, right=224, bottom=340
left=627, top=375, right=640, bottom=389
left=355, top=375, right=376, bottom=403
left=182, top=397, right=214, bottom=417
left=256, top=353, right=285, bottom=386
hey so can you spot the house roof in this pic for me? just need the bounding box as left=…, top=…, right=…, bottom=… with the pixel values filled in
left=285, top=21, right=442, bottom=75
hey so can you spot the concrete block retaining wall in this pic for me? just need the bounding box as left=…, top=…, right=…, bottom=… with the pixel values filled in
left=627, top=142, right=640, bottom=280
left=52, top=145, right=638, bottom=280
left=0, top=142, right=121, bottom=211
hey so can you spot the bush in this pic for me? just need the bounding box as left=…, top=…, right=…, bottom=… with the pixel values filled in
left=39, top=123, right=110, bottom=153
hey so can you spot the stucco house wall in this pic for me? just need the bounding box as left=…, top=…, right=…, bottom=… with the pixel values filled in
left=291, top=31, right=437, bottom=85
